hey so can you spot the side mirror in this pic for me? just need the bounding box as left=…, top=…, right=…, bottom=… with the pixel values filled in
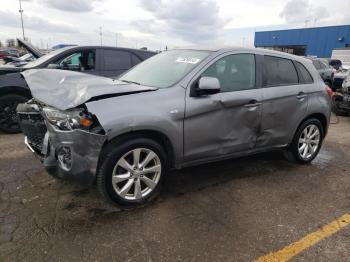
left=197, top=76, right=220, bottom=95
left=47, top=64, right=60, bottom=69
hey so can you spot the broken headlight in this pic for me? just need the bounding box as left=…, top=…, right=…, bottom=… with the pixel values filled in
left=43, top=107, right=94, bottom=131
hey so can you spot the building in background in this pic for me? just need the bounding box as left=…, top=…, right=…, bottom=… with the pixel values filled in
left=254, top=25, right=350, bottom=58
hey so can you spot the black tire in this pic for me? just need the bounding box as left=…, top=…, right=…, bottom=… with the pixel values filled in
left=97, top=137, right=168, bottom=206
left=284, top=118, right=324, bottom=164
left=0, top=94, right=29, bottom=133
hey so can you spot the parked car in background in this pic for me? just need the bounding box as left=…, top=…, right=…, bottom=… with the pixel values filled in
left=332, top=74, right=350, bottom=116
left=17, top=47, right=331, bottom=206
left=306, top=57, right=334, bottom=90
left=0, top=48, right=19, bottom=59
left=1, top=39, right=43, bottom=66
left=0, top=45, right=156, bottom=133
left=3, top=53, right=35, bottom=66
left=333, top=68, right=350, bottom=90
left=325, top=58, right=342, bottom=70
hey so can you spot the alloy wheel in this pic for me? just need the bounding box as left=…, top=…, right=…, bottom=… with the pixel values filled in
left=111, top=148, right=162, bottom=201
left=298, top=124, right=321, bottom=160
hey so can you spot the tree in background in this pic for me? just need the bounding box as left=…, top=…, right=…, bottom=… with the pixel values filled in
left=0, top=41, right=2, bottom=48
left=6, top=39, right=16, bottom=48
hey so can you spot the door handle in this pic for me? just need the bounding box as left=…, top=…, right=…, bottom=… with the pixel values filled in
left=296, top=92, right=307, bottom=100
left=243, top=100, right=262, bottom=108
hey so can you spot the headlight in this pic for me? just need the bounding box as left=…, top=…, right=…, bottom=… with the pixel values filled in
left=43, top=107, right=94, bottom=130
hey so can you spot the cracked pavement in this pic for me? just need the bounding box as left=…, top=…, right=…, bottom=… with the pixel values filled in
left=0, top=115, right=350, bottom=261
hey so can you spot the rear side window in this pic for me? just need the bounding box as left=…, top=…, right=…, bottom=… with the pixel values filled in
left=295, top=62, right=313, bottom=84
left=264, top=56, right=298, bottom=86
left=104, top=50, right=132, bottom=70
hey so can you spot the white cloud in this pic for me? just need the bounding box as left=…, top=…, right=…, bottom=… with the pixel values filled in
left=42, top=0, right=105, bottom=13
left=0, top=0, right=349, bottom=50
left=280, top=0, right=329, bottom=26
left=134, top=0, right=230, bottom=43
left=0, top=10, right=77, bottom=34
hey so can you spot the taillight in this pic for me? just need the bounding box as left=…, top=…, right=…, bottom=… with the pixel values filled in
left=326, top=86, right=333, bottom=97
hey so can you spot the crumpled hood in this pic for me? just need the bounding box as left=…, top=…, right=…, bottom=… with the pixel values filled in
left=21, top=69, right=157, bottom=110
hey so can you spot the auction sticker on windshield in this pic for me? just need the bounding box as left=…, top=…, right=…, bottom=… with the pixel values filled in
left=176, top=57, right=201, bottom=64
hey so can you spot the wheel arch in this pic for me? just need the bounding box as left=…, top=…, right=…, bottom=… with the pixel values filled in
left=0, top=86, right=32, bottom=98
left=296, top=113, right=328, bottom=139
left=99, top=129, right=176, bottom=169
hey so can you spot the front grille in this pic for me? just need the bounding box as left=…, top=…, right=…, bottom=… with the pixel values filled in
left=18, top=112, right=47, bottom=152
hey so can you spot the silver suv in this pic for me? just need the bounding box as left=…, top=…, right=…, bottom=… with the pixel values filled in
left=17, top=47, right=332, bottom=205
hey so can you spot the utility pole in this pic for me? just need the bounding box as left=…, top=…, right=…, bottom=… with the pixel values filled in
left=19, top=0, right=25, bottom=40
left=99, top=26, right=102, bottom=46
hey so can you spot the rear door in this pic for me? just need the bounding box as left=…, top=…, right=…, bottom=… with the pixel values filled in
left=100, top=49, right=133, bottom=78
left=184, top=53, right=263, bottom=162
left=257, top=56, right=309, bottom=148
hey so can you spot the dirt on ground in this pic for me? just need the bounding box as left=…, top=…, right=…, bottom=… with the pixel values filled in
left=0, top=115, right=350, bottom=262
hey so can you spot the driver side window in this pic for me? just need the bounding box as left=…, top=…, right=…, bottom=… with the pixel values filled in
left=202, top=54, right=256, bottom=92
left=59, top=53, right=81, bottom=70
left=50, top=50, right=96, bottom=71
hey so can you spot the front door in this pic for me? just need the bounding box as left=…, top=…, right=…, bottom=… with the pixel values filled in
left=184, top=53, right=263, bottom=163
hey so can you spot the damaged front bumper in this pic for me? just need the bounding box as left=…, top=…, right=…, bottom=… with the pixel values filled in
left=18, top=103, right=106, bottom=185
left=37, top=124, right=106, bottom=185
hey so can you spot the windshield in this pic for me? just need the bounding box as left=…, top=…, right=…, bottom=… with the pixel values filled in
left=23, top=47, right=71, bottom=68
left=119, top=50, right=211, bottom=88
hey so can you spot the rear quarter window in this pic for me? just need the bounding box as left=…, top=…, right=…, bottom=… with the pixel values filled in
left=312, top=60, right=321, bottom=70
left=295, top=62, right=313, bottom=84
left=131, top=54, right=142, bottom=66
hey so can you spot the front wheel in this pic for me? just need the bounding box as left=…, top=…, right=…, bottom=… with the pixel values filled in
left=0, top=94, right=29, bottom=133
left=97, top=138, right=168, bottom=206
left=284, top=118, right=324, bottom=164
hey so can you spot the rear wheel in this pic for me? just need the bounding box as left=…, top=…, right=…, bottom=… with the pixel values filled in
left=97, top=138, right=168, bottom=206
left=284, top=118, right=324, bottom=164
left=0, top=94, right=29, bottom=133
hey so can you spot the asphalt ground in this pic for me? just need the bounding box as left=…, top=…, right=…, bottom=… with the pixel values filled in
left=0, top=114, right=349, bottom=261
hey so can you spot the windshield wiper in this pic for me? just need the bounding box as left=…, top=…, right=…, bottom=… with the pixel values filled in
left=120, top=79, right=141, bottom=85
